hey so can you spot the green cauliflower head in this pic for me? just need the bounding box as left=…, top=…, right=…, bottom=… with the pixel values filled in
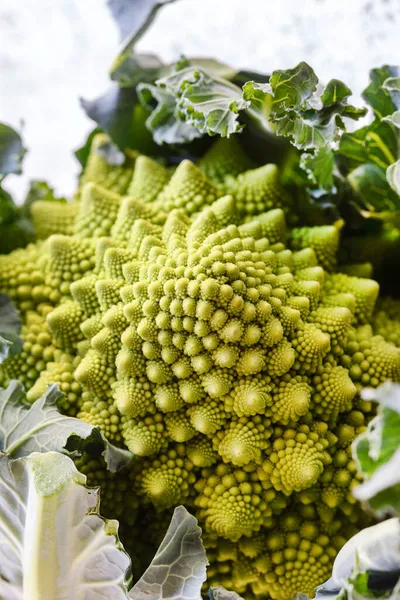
left=1, top=134, right=399, bottom=600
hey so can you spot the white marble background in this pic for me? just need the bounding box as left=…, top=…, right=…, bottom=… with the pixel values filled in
left=0, top=0, right=399, bottom=202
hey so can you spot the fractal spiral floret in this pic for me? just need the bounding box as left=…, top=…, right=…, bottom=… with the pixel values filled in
left=1, top=134, right=399, bottom=600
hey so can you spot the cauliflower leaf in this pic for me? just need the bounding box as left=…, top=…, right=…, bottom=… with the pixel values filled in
left=0, top=380, right=132, bottom=472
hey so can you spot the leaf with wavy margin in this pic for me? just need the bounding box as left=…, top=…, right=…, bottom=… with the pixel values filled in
left=130, top=505, right=208, bottom=600
left=0, top=452, right=132, bottom=599
left=0, top=380, right=132, bottom=472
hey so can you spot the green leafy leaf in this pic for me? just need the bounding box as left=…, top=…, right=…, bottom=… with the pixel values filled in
left=139, top=65, right=275, bottom=145
left=112, top=52, right=163, bottom=88
left=266, top=64, right=366, bottom=152
left=347, top=163, right=400, bottom=215
left=241, top=80, right=273, bottom=132
left=0, top=185, right=17, bottom=225
left=362, top=66, right=400, bottom=119
left=352, top=382, right=400, bottom=516
left=268, top=61, right=318, bottom=109
left=139, top=65, right=249, bottom=142
left=0, top=124, right=41, bottom=253
left=253, top=63, right=365, bottom=192
left=0, top=178, right=37, bottom=253
left=300, top=146, right=336, bottom=190
left=0, top=380, right=132, bottom=472
left=130, top=505, right=208, bottom=599
left=338, top=120, right=398, bottom=174
left=0, top=451, right=132, bottom=599
left=0, top=122, right=26, bottom=176
left=0, top=295, right=21, bottom=363
left=138, top=80, right=202, bottom=145
left=178, top=69, right=248, bottom=137
left=0, top=212, right=35, bottom=254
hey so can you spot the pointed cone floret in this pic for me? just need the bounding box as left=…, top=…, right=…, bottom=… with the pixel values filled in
left=75, top=182, right=122, bottom=238
left=127, top=155, right=171, bottom=203
left=155, top=159, right=218, bottom=215
left=198, top=136, right=254, bottom=186
left=231, top=164, right=289, bottom=216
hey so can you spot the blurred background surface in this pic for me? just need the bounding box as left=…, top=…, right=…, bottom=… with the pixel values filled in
left=1, top=0, right=399, bottom=201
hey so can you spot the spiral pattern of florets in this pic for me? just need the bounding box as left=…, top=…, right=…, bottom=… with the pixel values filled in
left=1, top=134, right=398, bottom=600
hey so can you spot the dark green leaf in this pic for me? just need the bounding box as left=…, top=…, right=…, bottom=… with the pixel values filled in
left=111, top=52, right=163, bottom=88
left=338, top=121, right=398, bottom=173
left=300, top=146, right=335, bottom=190
left=267, top=66, right=366, bottom=151
left=0, top=122, right=26, bottom=176
left=362, top=65, right=400, bottom=119
left=0, top=295, right=21, bottom=362
left=347, top=163, right=400, bottom=214
left=320, top=79, right=352, bottom=104
left=0, top=176, right=36, bottom=252
left=0, top=214, right=34, bottom=254
left=268, top=61, right=318, bottom=109
left=232, top=68, right=270, bottom=88
left=0, top=186, right=18, bottom=225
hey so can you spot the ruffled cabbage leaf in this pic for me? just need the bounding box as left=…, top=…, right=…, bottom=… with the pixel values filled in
left=0, top=380, right=132, bottom=472
left=130, top=505, right=208, bottom=600
left=0, top=451, right=132, bottom=599
left=0, top=452, right=209, bottom=600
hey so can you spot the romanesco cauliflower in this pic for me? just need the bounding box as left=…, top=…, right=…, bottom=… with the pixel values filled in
left=1, top=134, right=399, bottom=600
